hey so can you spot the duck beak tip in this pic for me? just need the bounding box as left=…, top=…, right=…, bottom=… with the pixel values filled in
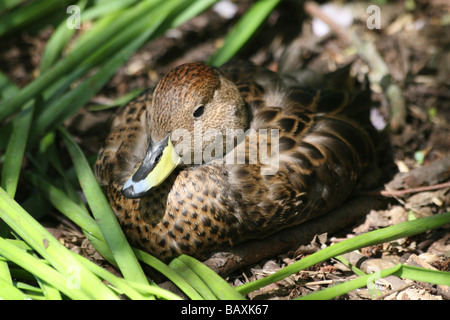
left=121, top=136, right=180, bottom=199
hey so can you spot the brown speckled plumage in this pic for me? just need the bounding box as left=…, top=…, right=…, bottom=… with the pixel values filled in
left=95, top=61, right=379, bottom=260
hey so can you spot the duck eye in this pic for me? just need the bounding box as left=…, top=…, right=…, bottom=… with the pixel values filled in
left=193, top=105, right=205, bottom=118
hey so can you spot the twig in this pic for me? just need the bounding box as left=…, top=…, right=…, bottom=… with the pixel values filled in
left=373, top=282, right=414, bottom=300
left=304, top=1, right=407, bottom=131
left=305, top=280, right=333, bottom=286
left=304, top=1, right=351, bottom=42
left=360, top=181, right=450, bottom=197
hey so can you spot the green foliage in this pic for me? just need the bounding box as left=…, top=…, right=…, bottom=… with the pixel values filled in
left=0, top=0, right=448, bottom=300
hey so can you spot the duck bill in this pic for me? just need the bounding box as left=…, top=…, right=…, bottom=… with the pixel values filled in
left=122, top=135, right=180, bottom=199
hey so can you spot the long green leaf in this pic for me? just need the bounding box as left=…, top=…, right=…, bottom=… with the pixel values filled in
left=26, top=172, right=103, bottom=241
left=298, top=263, right=450, bottom=300
left=0, top=277, right=28, bottom=300
left=170, top=0, right=218, bottom=27
left=0, top=0, right=27, bottom=15
left=81, top=0, right=138, bottom=21
left=61, top=129, right=148, bottom=285
left=0, top=236, right=91, bottom=300
left=169, top=258, right=218, bottom=300
left=0, top=0, right=160, bottom=121
left=0, top=72, right=26, bottom=198
left=134, top=249, right=204, bottom=300
left=177, top=255, right=245, bottom=300
left=0, top=187, right=119, bottom=299
left=39, top=0, right=88, bottom=74
left=34, top=267, right=63, bottom=300
left=0, top=0, right=67, bottom=37
left=0, top=260, right=12, bottom=284
left=31, top=0, right=186, bottom=139
left=0, top=71, right=20, bottom=101
left=0, top=101, right=33, bottom=198
left=14, top=282, right=46, bottom=300
left=70, top=250, right=152, bottom=300
left=396, top=264, right=450, bottom=286
left=27, top=171, right=116, bottom=264
left=208, top=0, right=281, bottom=66
left=298, top=264, right=403, bottom=300
left=237, top=211, right=450, bottom=295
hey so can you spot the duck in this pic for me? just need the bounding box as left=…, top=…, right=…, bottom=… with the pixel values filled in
left=95, top=60, right=380, bottom=260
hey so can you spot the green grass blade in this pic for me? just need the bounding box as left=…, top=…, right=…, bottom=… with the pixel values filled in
left=237, top=211, right=450, bottom=295
left=67, top=9, right=125, bottom=54
left=14, top=282, right=47, bottom=300
left=76, top=0, right=200, bottom=70
left=0, top=0, right=160, bottom=122
left=15, top=282, right=43, bottom=293
left=27, top=172, right=117, bottom=264
left=72, top=3, right=168, bottom=69
left=0, top=236, right=91, bottom=300
left=126, top=281, right=183, bottom=300
left=298, top=263, right=450, bottom=300
left=30, top=138, right=117, bottom=265
left=334, top=254, right=368, bottom=277
left=0, top=71, right=31, bottom=197
left=0, top=187, right=120, bottom=299
left=39, top=0, right=88, bottom=74
left=176, top=255, right=246, bottom=300
left=34, top=272, right=63, bottom=300
left=72, top=249, right=183, bottom=300
left=3, top=239, right=31, bottom=251
left=1, top=102, right=33, bottom=198
left=396, top=264, right=450, bottom=286
left=0, top=0, right=66, bottom=37
left=298, top=264, right=403, bottom=300
left=32, top=33, right=146, bottom=138
left=82, top=232, right=117, bottom=266
left=0, top=259, right=15, bottom=299
left=81, top=0, right=138, bottom=21
left=0, top=277, right=28, bottom=300
left=31, top=0, right=183, bottom=138
left=60, top=128, right=148, bottom=285
left=208, top=0, right=281, bottom=67
left=0, top=260, right=12, bottom=284
left=0, top=0, right=26, bottom=15
left=26, top=172, right=104, bottom=241
left=70, top=251, right=151, bottom=300
left=170, top=0, right=218, bottom=27
left=88, top=89, right=143, bottom=111
left=134, top=249, right=204, bottom=300
left=0, top=71, right=20, bottom=101
left=169, top=258, right=218, bottom=300
left=36, top=132, right=85, bottom=205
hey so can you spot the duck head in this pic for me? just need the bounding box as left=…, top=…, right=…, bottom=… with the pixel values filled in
left=122, top=62, right=248, bottom=198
